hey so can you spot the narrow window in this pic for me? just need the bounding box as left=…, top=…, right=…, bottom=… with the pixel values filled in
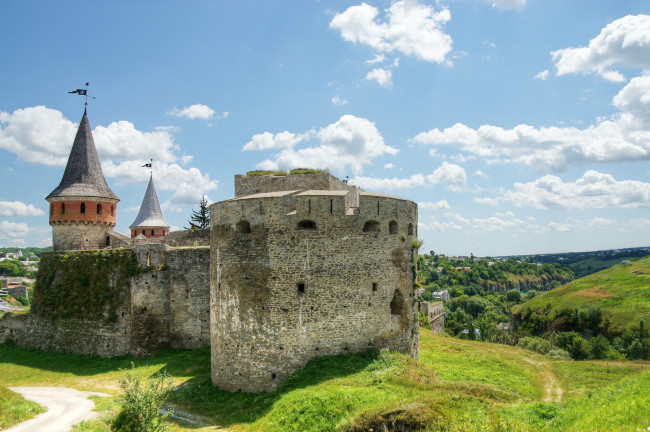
left=236, top=220, right=251, bottom=233
left=50, top=203, right=53, bottom=215
left=297, top=282, right=305, bottom=294
left=105, top=236, right=110, bottom=247
left=147, top=252, right=151, bottom=266
left=363, top=220, right=380, bottom=233
left=389, top=221, right=398, bottom=235
left=377, top=202, right=380, bottom=216
left=142, top=230, right=146, bottom=236
left=308, top=199, right=311, bottom=214
left=151, top=229, right=155, bottom=236
left=61, top=203, right=65, bottom=215
left=408, top=223, right=414, bottom=235
left=330, top=199, right=333, bottom=214
left=298, top=220, right=316, bottom=230
left=80, top=202, right=86, bottom=214
left=97, top=203, right=102, bottom=215
left=111, top=205, right=114, bottom=216
left=372, top=282, right=378, bottom=292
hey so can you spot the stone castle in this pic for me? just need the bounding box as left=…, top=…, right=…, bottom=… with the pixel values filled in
left=0, top=111, right=420, bottom=392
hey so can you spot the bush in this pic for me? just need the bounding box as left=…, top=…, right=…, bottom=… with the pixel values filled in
left=112, top=364, right=174, bottom=432
left=517, top=336, right=550, bottom=354
left=547, top=348, right=572, bottom=360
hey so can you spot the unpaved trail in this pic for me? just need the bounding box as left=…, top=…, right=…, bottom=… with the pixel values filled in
left=523, top=358, right=563, bottom=402
left=6, top=387, right=109, bottom=432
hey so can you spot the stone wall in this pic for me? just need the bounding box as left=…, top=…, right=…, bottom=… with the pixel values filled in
left=210, top=188, right=419, bottom=392
left=421, top=301, right=445, bottom=333
left=234, top=172, right=359, bottom=198
left=51, top=223, right=112, bottom=251
left=164, top=229, right=210, bottom=247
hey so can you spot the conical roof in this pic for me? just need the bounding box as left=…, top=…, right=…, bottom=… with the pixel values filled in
left=130, top=174, right=169, bottom=229
left=47, top=111, right=119, bottom=201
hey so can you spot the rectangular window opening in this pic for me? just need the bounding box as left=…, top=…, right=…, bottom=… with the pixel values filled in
left=372, top=282, right=378, bottom=292
left=298, top=282, right=306, bottom=294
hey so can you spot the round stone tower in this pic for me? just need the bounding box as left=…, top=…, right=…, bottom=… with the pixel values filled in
left=210, top=179, right=419, bottom=392
left=46, top=110, right=119, bottom=251
left=129, top=173, right=170, bottom=239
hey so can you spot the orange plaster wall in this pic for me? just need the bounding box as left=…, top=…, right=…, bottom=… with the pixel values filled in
left=130, top=228, right=169, bottom=239
left=49, top=200, right=117, bottom=226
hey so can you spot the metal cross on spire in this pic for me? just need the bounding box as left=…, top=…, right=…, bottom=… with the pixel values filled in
left=68, top=82, right=96, bottom=110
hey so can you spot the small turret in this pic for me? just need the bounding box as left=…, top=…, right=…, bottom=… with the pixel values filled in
left=47, top=111, right=119, bottom=251
left=130, top=174, right=170, bottom=238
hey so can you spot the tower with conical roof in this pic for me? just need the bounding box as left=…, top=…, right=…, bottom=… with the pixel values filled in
left=47, top=110, right=120, bottom=251
left=130, top=174, right=170, bottom=239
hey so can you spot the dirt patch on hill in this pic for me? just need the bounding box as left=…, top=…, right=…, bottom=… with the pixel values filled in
left=564, top=287, right=614, bottom=300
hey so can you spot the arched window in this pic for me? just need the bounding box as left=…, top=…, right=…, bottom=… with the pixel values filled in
left=389, top=220, right=398, bottom=235
left=61, top=203, right=65, bottom=215
left=236, top=220, right=251, bottom=233
left=80, top=202, right=86, bottom=214
left=111, top=205, right=114, bottom=216
left=363, top=220, right=380, bottom=233
left=142, top=230, right=146, bottom=236
left=97, top=204, right=102, bottom=215
left=151, top=229, right=155, bottom=236
left=408, top=223, right=414, bottom=236
left=105, top=236, right=111, bottom=247
left=298, top=220, right=316, bottom=230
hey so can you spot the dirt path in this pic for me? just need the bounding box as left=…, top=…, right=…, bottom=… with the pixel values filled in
left=523, top=358, right=563, bottom=402
left=6, top=387, right=109, bottom=432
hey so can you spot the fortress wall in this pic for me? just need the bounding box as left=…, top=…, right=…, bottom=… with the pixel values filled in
left=167, top=247, right=211, bottom=349
left=234, top=173, right=358, bottom=198
left=130, top=266, right=171, bottom=356
left=210, top=192, right=419, bottom=392
left=421, top=301, right=445, bottom=333
left=0, top=314, right=132, bottom=357
left=164, top=229, right=210, bottom=247
left=51, top=224, right=111, bottom=251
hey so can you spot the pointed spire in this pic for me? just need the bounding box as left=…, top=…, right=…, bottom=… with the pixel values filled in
left=47, top=111, right=118, bottom=200
left=130, top=174, right=169, bottom=229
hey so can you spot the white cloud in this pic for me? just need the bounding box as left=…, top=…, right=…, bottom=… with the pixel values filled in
left=0, top=201, right=44, bottom=217
left=384, top=163, right=395, bottom=169
left=473, top=170, right=488, bottom=178
left=365, top=68, right=393, bottom=87
left=552, top=15, right=650, bottom=82
left=419, top=200, right=451, bottom=210
left=365, top=54, right=386, bottom=64
left=330, top=0, right=453, bottom=64
left=474, top=197, right=499, bottom=206
left=501, top=170, right=650, bottom=210
left=0, top=106, right=217, bottom=210
left=253, top=115, right=397, bottom=174
left=242, top=131, right=310, bottom=151
left=481, top=0, right=527, bottom=10
left=420, top=220, right=463, bottom=231
left=589, top=217, right=615, bottom=228
left=547, top=218, right=579, bottom=232
left=331, top=96, right=349, bottom=106
left=0, top=220, right=29, bottom=245
left=352, top=162, right=466, bottom=190
left=534, top=69, right=549, bottom=80
left=471, top=216, right=526, bottom=231
left=167, top=104, right=216, bottom=120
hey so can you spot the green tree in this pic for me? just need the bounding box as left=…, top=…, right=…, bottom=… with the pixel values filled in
left=186, top=195, right=210, bottom=229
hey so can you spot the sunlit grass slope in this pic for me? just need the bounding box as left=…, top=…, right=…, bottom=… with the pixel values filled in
left=1, top=331, right=649, bottom=431
left=0, top=386, right=45, bottom=429
left=514, top=256, right=650, bottom=327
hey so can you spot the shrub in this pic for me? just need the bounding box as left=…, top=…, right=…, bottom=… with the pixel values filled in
left=112, top=364, right=174, bottom=432
left=547, top=348, right=572, bottom=360
left=517, top=336, right=550, bottom=354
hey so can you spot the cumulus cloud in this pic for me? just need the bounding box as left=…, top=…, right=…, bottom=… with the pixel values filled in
left=352, top=162, right=466, bottom=190
left=0, top=106, right=217, bottom=209
left=167, top=104, right=216, bottom=120
left=534, top=70, right=549, bottom=80
left=384, top=163, right=395, bottom=169
left=501, top=170, right=650, bottom=210
left=474, top=197, right=499, bottom=206
left=552, top=15, right=650, bottom=82
left=252, top=115, right=398, bottom=174
left=0, top=220, right=29, bottom=245
left=331, top=96, right=348, bottom=106
left=330, top=0, right=453, bottom=64
left=365, top=54, right=386, bottom=64
left=365, top=68, right=393, bottom=87
left=419, top=200, right=451, bottom=210
left=242, top=131, right=310, bottom=151
left=0, top=201, right=44, bottom=217
left=481, top=0, right=527, bottom=10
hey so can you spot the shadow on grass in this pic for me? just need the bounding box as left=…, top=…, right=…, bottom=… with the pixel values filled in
left=0, top=342, right=382, bottom=429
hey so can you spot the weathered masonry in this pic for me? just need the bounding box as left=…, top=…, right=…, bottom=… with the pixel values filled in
left=210, top=174, right=420, bottom=392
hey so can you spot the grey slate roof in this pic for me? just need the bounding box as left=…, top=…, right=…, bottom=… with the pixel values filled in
left=47, top=111, right=119, bottom=201
left=130, top=174, right=170, bottom=229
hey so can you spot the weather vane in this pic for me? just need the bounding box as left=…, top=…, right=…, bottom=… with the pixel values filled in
left=142, top=159, right=153, bottom=175
left=68, top=82, right=95, bottom=108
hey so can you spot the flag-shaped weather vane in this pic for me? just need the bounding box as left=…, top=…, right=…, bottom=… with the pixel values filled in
left=68, top=82, right=95, bottom=110
left=142, top=159, right=153, bottom=175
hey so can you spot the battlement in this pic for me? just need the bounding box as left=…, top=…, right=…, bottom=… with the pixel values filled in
left=234, top=171, right=358, bottom=198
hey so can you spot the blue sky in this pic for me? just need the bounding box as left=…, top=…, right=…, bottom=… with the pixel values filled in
left=1, top=0, right=649, bottom=256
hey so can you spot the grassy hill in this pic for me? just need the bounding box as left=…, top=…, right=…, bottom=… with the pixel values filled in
left=1, top=330, right=649, bottom=431
left=514, top=256, right=650, bottom=328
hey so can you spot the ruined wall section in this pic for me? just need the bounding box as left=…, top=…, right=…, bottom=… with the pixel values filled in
left=210, top=190, right=418, bottom=392
left=234, top=173, right=359, bottom=198
left=421, top=301, right=445, bottom=333
left=164, top=229, right=210, bottom=247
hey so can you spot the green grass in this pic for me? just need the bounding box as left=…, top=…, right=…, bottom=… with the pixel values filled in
left=568, top=256, right=641, bottom=278
left=1, top=330, right=649, bottom=431
left=0, top=385, right=45, bottom=429
left=514, top=256, right=650, bottom=328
